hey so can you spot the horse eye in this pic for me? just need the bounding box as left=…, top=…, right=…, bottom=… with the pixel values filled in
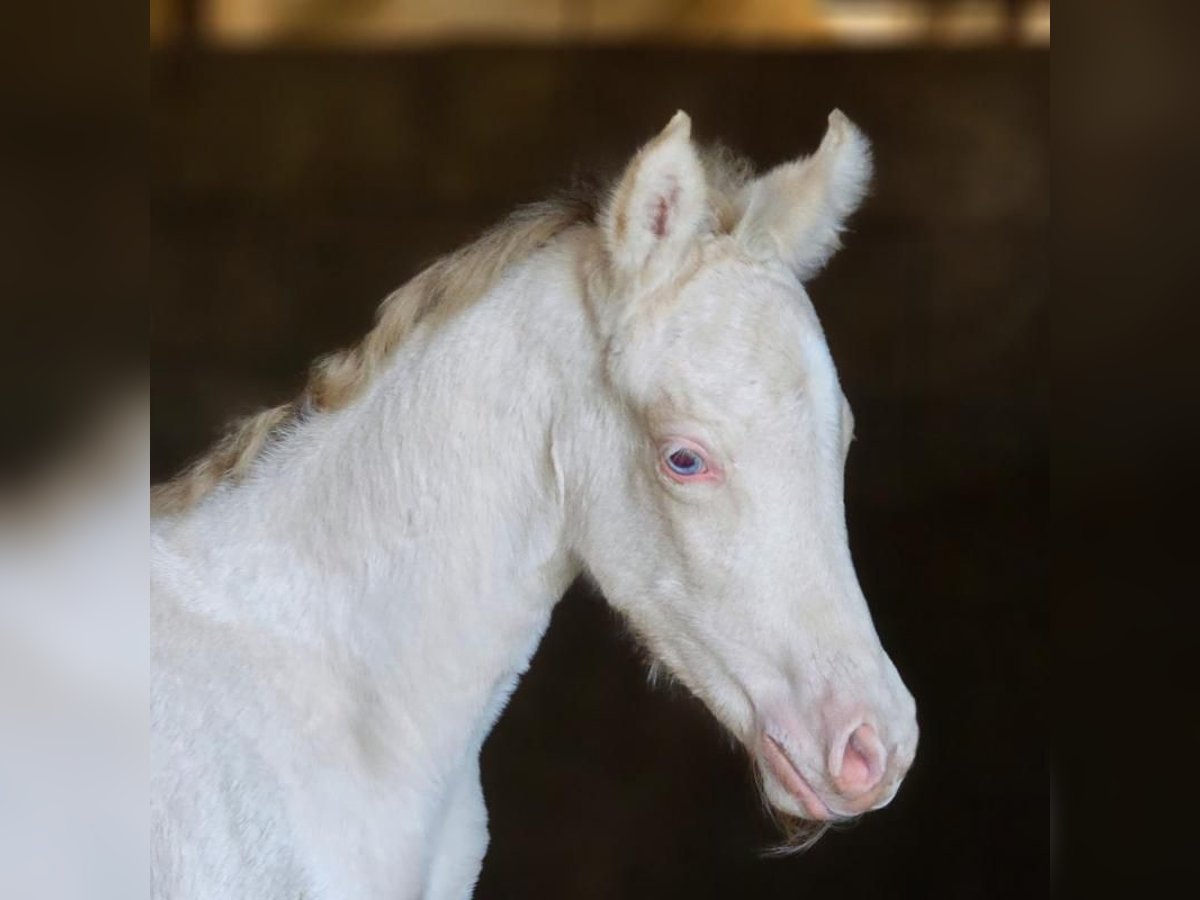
left=665, top=447, right=706, bottom=477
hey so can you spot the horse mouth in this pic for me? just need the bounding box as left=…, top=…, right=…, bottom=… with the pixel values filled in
left=760, top=733, right=834, bottom=821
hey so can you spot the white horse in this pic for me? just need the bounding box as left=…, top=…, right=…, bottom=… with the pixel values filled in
left=151, top=110, right=918, bottom=899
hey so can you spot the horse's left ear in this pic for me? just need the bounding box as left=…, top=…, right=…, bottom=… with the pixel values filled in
left=601, top=111, right=709, bottom=284
left=735, top=110, right=873, bottom=281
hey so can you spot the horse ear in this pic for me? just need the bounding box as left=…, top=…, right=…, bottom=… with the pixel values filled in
left=735, top=110, right=872, bottom=281
left=601, top=111, right=709, bottom=283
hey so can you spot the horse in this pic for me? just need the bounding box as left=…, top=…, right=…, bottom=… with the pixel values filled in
left=151, top=109, right=918, bottom=899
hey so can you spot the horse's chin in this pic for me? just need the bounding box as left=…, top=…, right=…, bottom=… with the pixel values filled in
left=752, top=757, right=838, bottom=854
left=757, top=733, right=835, bottom=821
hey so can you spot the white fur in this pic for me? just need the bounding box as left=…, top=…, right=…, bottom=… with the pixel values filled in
left=152, top=111, right=916, bottom=899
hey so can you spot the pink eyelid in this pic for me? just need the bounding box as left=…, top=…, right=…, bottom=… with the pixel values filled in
left=659, top=437, right=724, bottom=483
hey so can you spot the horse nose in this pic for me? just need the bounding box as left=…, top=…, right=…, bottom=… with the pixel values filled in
left=831, top=723, right=887, bottom=799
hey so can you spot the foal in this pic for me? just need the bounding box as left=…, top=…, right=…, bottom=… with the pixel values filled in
left=152, top=110, right=917, bottom=899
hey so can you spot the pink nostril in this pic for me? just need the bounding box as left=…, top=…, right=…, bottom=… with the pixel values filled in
left=835, top=724, right=886, bottom=797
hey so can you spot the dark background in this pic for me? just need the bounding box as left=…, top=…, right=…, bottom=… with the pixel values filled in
left=152, top=47, right=1049, bottom=898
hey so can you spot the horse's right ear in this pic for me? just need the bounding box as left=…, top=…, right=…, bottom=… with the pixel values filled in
left=734, top=110, right=872, bottom=281
left=601, top=111, right=709, bottom=285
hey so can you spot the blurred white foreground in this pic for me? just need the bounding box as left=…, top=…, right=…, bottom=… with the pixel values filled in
left=0, top=389, right=148, bottom=900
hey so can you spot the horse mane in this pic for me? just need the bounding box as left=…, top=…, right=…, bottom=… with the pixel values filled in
left=152, top=146, right=753, bottom=517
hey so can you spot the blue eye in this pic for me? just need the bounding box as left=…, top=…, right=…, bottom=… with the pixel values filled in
left=665, top=447, right=706, bottom=477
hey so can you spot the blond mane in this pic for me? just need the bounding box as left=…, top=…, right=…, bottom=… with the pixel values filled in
left=152, top=149, right=752, bottom=517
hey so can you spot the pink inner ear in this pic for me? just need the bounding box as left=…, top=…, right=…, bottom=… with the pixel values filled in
left=652, top=184, right=680, bottom=238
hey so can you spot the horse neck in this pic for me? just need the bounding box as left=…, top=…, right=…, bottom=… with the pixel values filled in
left=157, top=231, right=598, bottom=764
